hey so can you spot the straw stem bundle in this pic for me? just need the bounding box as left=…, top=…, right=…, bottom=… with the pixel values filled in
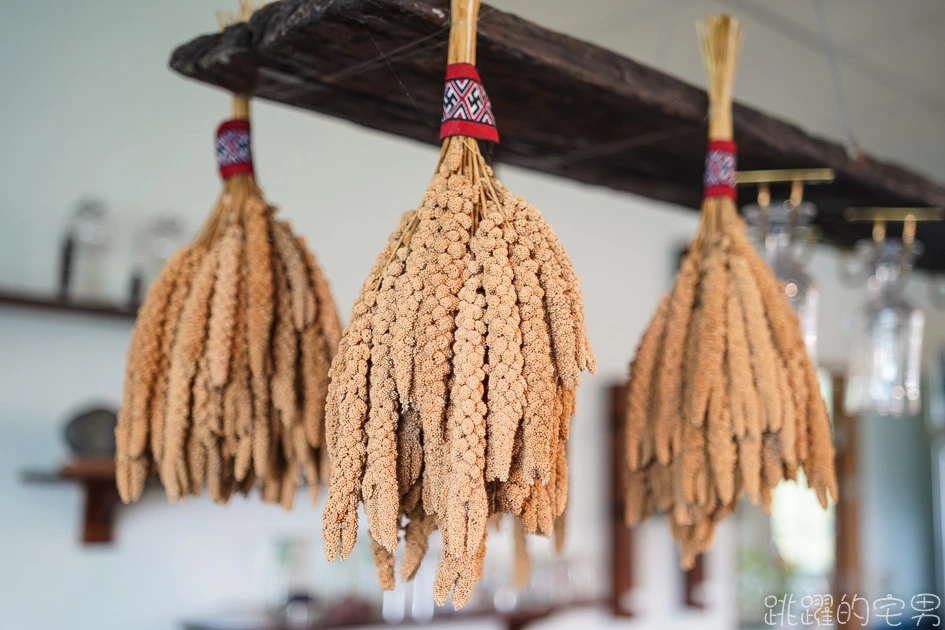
left=622, top=14, right=837, bottom=568
left=323, top=0, right=594, bottom=609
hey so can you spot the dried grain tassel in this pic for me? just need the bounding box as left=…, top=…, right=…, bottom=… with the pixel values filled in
left=324, top=210, right=415, bottom=561
left=528, top=203, right=596, bottom=373
left=507, top=213, right=557, bottom=484
left=647, top=462, right=674, bottom=513
left=116, top=344, right=138, bottom=503
left=397, top=407, right=423, bottom=496
left=371, top=538, right=397, bottom=591
left=230, top=302, right=255, bottom=483
left=299, top=237, right=342, bottom=357
left=725, top=258, right=757, bottom=439
left=804, top=367, right=839, bottom=507
left=516, top=208, right=580, bottom=388
left=415, top=190, right=471, bottom=515
left=512, top=519, right=531, bottom=588
left=189, top=360, right=216, bottom=496
left=625, top=296, right=669, bottom=472
left=475, top=213, right=526, bottom=483
left=401, top=501, right=437, bottom=581
left=363, top=251, right=406, bottom=553
left=392, top=204, right=438, bottom=407
left=271, top=252, right=299, bottom=427
left=553, top=436, right=569, bottom=518
left=245, top=199, right=275, bottom=479
left=654, top=249, right=701, bottom=465
left=273, top=220, right=316, bottom=331
left=434, top=530, right=488, bottom=609
left=443, top=260, right=488, bottom=558
left=687, top=241, right=728, bottom=426
left=206, top=226, right=243, bottom=388
left=162, top=247, right=217, bottom=501
left=730, top=256, right=782, bottom=434
left=706, top=377, right=737, bottom=504
left=125, top=248, right=191, bottom=463
left=151, top=249, right=202, bottom=467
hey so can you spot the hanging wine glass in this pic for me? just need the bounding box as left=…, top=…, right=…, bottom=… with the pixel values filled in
left=130, top=214, right=186, bottom=306
left=844, top=238, right=924, bottom=417
left=741, top=174, right=829, bottom=362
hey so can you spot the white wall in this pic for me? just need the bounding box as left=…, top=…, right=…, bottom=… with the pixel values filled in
left=0, top=2, right=941, bottom=629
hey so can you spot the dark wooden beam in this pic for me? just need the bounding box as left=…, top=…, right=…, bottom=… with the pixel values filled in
left=170, top=0, right=945, bottom=270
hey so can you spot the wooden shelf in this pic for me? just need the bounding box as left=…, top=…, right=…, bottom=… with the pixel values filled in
left=22, top=458, right=122, bottom=544
left=0, top=290, right=137, bottom=321
left=169, top=0, right=945, bottom=271
left=184, top=600, right=604, bottom=630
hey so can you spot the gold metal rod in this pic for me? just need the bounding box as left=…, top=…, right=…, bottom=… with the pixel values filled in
left=736, top=168, right=835, bottom=185
left=790, top=180, right=804, bottom=206
left=845, top=207, right=944, bottom=222
left=903, top=216, right=917, bottom=246
left=758, top=183, right=771, bottom=208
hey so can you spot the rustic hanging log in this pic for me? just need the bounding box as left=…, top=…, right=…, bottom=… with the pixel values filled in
left=169, top=0, right=945, bottom=271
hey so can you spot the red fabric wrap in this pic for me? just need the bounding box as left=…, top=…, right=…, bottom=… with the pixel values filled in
left=216, top=119, right=254, bottom=180
left=703, top=139, right=737, bottom=200
left=440, top=63, right=500, bottom=143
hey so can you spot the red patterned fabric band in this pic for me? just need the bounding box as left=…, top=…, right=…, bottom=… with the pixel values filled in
left=216, top=119, right=254, bottom=179
left=703, top=140, right=737, bottom=199
left=440, top=63, right=500, bottom=143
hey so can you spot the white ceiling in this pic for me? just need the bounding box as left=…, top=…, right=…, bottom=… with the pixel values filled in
left=489, top=0, right=945, bottom=184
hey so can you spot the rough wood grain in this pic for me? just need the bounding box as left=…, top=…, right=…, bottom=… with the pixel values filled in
left=170, top=0, right=945, bottom=270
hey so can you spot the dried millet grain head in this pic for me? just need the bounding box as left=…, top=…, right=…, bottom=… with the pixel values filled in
left=370, top=538, right=396, bottom=591
left=443, top=258, right=488, bottom=558
left=299, top=237, right=342, bottom=358
left=625, top=295, right=669, bottom=473
left=706, top=377, right=737, bottom=504
left=473, top=213, right=525, bottom=483
left=125, top=248, right=191, bottom=462
left=524, top=203, right=596, bottom=373
left=270, top=250, right=299, bottom=432
left=516, top=209, right=579, bottom=390
left=724, top=256, right=757, bottom=440
left=652, top=248, right=700, bottom=466
left=686, top=241, right=728, bottom=427
left=506, top=212, right=556, bottom=487
left=324, top=210, right=415, bottom=562
left=362, top=253, right=405, bottom=553
left=401, top=502, right=436, bottom=581
left=273, top=220, right=316, bottom=331
left=397, top=407, right=423, bottom=495
left=730, top=255, right=782, bottom=436
left=393, top=205, right=438, bottom=408
left=244, top=199, right=275, bottom=480
left=416, top=194, right=471, bottom=516
left=206, top=226, right=243, bottom=389
left=151, top=248, right=201, bottom=467
left=162, top=247, right=217, bottom=501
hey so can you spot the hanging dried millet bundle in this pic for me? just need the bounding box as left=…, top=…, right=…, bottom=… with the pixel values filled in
left=621, top=14, right=838, bottom=568
left=323, top=0, right=594, bottom=609
left=115, top=3, right=340, bottom=506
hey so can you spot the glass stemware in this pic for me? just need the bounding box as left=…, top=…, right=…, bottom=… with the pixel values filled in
left=845, top=240, right=925, bottom=417
left=744, top=199, right=820, bottom=362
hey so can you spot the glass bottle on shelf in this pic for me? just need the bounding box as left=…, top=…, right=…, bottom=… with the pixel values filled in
left=845, top=240, right=925, bottom=417
left=61, top=197, right=111, bottom=302
left=743, top=198, right=820, bottom=362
